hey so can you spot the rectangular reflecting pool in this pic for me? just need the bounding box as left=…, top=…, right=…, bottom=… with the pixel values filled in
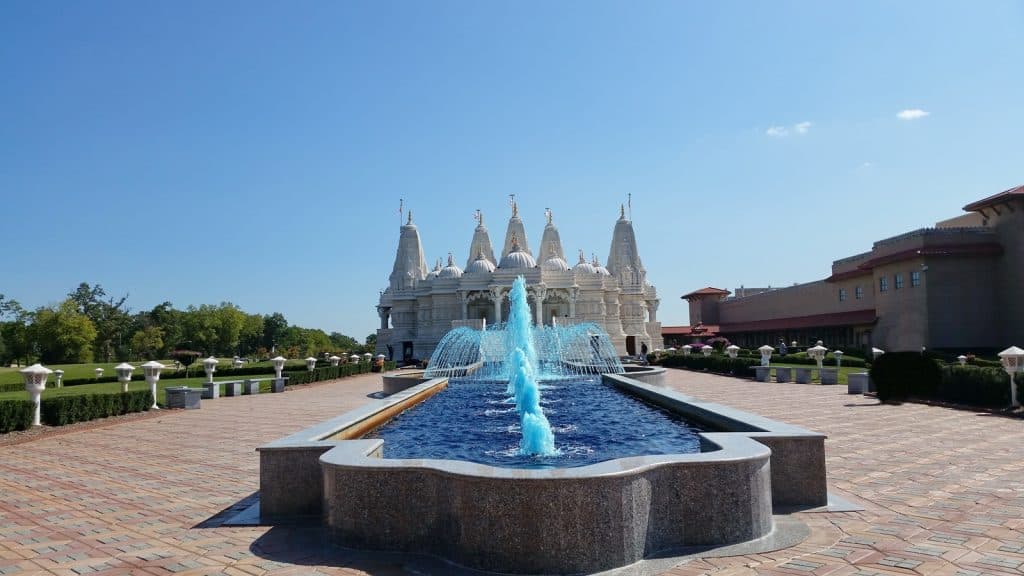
left=367, top=376, right=704, bottom=468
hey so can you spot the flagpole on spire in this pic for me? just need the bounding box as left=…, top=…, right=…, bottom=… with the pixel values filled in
left=628, top=193, right=632, bottom=220
left=399, top=198, right=404, bottom=226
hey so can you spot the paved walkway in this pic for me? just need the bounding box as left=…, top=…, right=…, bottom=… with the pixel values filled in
left=0, top=370, right=1021, bottom=575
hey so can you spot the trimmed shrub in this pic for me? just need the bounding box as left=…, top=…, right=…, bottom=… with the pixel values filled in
left=0, top=382, right=25, bottom=393
left=0, top=400, right=34, bottom=433
left=40, top=390, right=152, bottom=426
left=870, top=352, right=943, bottom=403
left=656, top=354, right=759, bottom=377
left=939, top=365, right=1009, bottom=407
left=282, top=360, right=393, bottom=385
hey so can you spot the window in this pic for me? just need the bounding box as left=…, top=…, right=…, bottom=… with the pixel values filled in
left=839, top=288, right=847, bottom=301
left=895, top=274, right=904, bottom=290
left=855, top=285, right=864, bottom=299
left=911, top=271, right=921, bottom=287
left=879, top=276, right=888, bottom=292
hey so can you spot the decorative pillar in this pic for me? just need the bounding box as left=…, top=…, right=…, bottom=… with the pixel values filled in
left=20, top=364, right=52, bottom=426
left=458, top=291, right=469, bottom=320
left=647, top=299, right=660, bottom=323
left=569, top=286, right=579, bottom=318
left=490, top=286, right=504, bottom=324
left=533, top=286, right=547, bottom=326
left=376, top=306, right=391, bottom=330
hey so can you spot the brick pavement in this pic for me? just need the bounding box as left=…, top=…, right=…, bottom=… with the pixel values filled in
left=0, top=369, right=1021, bottom=575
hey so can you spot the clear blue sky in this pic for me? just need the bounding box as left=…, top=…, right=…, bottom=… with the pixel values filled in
left=2, top=1, right=1021, bottom=338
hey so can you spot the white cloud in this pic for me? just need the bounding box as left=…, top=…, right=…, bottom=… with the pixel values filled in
left=897, top=109, right=929, bottom=120
left=766, top=121, right=811, bottom=138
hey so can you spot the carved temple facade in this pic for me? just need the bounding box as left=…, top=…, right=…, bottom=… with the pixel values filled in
left=375, top=204, right=662, bottom=362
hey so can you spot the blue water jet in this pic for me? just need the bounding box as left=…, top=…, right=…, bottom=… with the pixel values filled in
left=506, top=276, right=557, bottom=456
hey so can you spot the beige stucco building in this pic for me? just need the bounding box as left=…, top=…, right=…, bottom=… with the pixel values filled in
left=672, top=185, right=1022, bottom=354
left=376, top=203, right=662, bottom=363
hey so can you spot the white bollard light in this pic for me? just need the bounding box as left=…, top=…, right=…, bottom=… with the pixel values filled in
left=758, top=345, right=774, bottom=367
left=681, top=345, right=692, bottom=356
left=701, top=345, right=713, bottom=357
left=957, top=355, right=967, bottom=366
left=871, top=347, right=885, bottom=360
left=808, top=344, right=828, bottom=370
left=997, top=346, right=1024, bottom=408
left=271, top=356, right=287, bottom=379
left=115, top=362, right=135, bottom=393
left=349, top=354, right=361, bottom=363
left=329, top=355, right=341, bottom=367
left=202, top=357, right=218, bottom=383
left=94, top=367, right=104, bottom=379
left=54, top=369, right=64, bottom=389
left=363, top=352, right=373, bottom=362
left=834, top=350, right=844, bottom=368
left=725, top=345, right=740, bottom=359
left=305, top=357, right=317, bottom=372
left=141, top=361, right=165, bottom=409
left=233, top=358, right=244, bottom=369
left=20, top=364, right=52, bottom=426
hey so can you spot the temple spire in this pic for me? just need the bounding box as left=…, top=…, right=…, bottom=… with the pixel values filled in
left=539, top=208, right=565, bottom=263
left=607, top=206, right=646, bottom=284
left=466, top=210, right=497, bottom=268
left=388, top=212, right=429, bottom=290
left=501, top=200, right=532, bottom=258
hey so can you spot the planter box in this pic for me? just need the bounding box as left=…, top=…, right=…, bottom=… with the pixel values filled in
left=794, top=367, right=812, bottom=384
left=775, top=367, right=792, bottom=383
left=819, top=368, right=838, bottom=385
left=848, top=372, right=869, bottom=394
left=271, top=378, right=287, bottom=393
left=165, top=387, right=201, bottom=409
left=753, top=366, right=771, bottom=383
left=243, top=379, right=260, bottom=395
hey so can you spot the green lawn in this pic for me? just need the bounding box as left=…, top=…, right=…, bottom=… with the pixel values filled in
left=0, top=359, right=310, bottom=386
left=0, top=374, right=289, bottom=404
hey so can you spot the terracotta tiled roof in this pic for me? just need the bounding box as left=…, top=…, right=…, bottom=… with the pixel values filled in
left=963, top=184, right=1024, bottom=212
left=718, top=309, right=877, bottom=333
left=680, top=287, right=731, bottom=299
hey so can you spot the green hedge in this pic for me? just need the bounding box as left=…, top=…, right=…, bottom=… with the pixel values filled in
left=282, top=360, right=397, bottom=385
left=0, top=400, right=34, bottom=432
left=938, top=366, right=1011, bottom=407
left=40, top=390, right=152, bottom=426
left=656, top=354, right=760, bottom=377
left=870, top=352, right=1024, bottom=406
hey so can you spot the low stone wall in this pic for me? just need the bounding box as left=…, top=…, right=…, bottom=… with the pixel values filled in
left=381, top=371, right=430, bottom=395
left=321, top=434, right=772, bottom=574
left=622, top=365, right=666, bottom=385
left=604, top=373, right=828, bottom=508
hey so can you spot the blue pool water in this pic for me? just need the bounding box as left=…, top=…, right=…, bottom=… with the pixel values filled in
left=369, top=377, right=704, bottom=469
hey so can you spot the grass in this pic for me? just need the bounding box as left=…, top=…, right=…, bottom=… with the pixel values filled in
left=0, top=359, right=310, bottom=386
left=0, top=374, right=293, bottom=404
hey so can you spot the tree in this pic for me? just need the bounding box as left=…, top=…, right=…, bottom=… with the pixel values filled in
left=329, top=332, right=360, bottom=352
left=213, top=303, right=246, bottom=355
left=239, top=314, right=264, bottom=357
left=365, top=333, right=378, bottom=351
left=67, top=282, right=131, bottom=361
left=263, top=313, right=288, bottom=351
left=130, top=326, right=164, bottom=360
left=148, top=302, right=183, bottom=354
left=32, top=299, right=98, bottom=363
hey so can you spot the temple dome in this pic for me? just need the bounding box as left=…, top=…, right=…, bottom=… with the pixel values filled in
left=438, top=254, right=464, bottom=279
left=426, top=259, right=442, bottom=279
left=499, top=233, right=536, bottom=269
left=573, top=250, right=596, bottom=274
left=592, top=256, right=610, bottom=276
left=466, top=250, right=496, bottom=274
left=542, top=255, right=570, bottom=272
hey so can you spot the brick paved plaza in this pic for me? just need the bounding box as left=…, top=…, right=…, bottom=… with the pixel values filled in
left=1, top=370, right=1022, bottom=576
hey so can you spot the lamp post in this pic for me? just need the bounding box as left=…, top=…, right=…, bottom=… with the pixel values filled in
left=20, top=364, right=52, bottom=426
left=233, top=357, right=244, bottom=369
left=681, top=345, right=692, bottom=357
left=808, top=344, right=827, bottom=370
left=834, top=350, right=844, bottom=368
left=871, top=347, right=885, bottom=360
left=997, top=346, right=1024, bottom=408
left=271, top=356, right=287, bottom=379
left=115, top=362, right=135, bottom=393
left=363, top=352, right=373, bottom=363
left=349, top=354, right=360, bottom=364
left=701, top=345, right=713, bottom=357
left=725, top=345, right=740, bottom=359
left=305, top=357, right=317, bottom=372
left=94, top=367, right=104, bottom=379
left=957, top=355, right=967, bottom=366
left=758, top=345, right=774, bottom=367
left=202, top=356, right=218, bottom=384
left=329, top=355, right=341, bottom=367
left=141, top=361, right=164, bottom=410
left=54, top=369, right=64, bottom=389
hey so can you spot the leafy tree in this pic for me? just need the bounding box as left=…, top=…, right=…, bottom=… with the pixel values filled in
left=263, top=312, right=288, bottom=351
left=365, top=333, right=378, bottom=350
left=329, top=332, right=360, bottom=352
left=213, top=302, right=246, bottom=355
left=182, top=304, right=219, bottom=354
left=32, top=299, right=98, bottom=363
left=67, top=282, right=131, bottom=361
left=148, top=302, right=183, bottom=354
left=130, top=326, right=165, bottom=360
left=239, top=314, right=264, bottom=356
